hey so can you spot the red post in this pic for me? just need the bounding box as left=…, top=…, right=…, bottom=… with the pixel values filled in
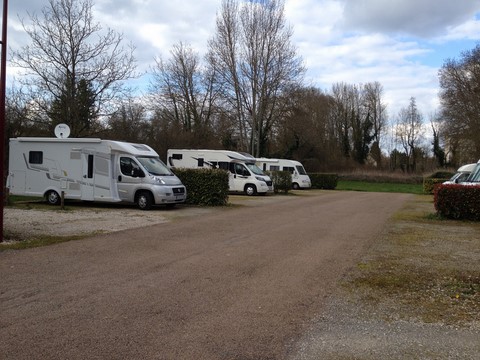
left=0, top=0, right=9, bottom=242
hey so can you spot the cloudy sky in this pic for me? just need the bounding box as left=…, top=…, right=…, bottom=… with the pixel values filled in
left=5, top=0, right=480, bottom=120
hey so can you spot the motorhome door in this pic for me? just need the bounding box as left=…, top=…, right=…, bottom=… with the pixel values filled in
left=81, top=151, right=95, bottom=200
left=229, top=162, right=249, bottom=192
left=116, top=156, right=144, bottom=203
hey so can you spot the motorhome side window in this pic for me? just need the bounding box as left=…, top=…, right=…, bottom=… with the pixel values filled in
left=217, top=162, right=229, bottom=170
left=29, top=151, right=43, bottom=164
left=233, top=163, right=248, bottom=176
left=283, top=166, right=295, bottom=174
left=120, top=157, right=141, bottom=177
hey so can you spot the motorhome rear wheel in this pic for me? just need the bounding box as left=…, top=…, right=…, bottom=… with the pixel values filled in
left=46, top=190, right=61, bottom=205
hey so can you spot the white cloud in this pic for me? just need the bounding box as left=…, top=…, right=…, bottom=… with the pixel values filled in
left=5, top=0, right=480, bottom=122
left=341, top=0, right=480, bottom=38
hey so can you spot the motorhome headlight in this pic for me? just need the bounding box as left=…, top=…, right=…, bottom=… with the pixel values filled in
left=153, top=176, right=166, bottom=185
left=256, top=176, right=266, bottom=183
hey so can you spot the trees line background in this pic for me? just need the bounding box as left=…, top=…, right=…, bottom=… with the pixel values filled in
left=5, top=0, right=480, bottom=173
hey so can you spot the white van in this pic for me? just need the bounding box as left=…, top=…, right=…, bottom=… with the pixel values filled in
left=7, top=137, right=187, bottom=210
left=256, top=158, right=311, bottom=189
left=167, top=149, right=273, bottom=195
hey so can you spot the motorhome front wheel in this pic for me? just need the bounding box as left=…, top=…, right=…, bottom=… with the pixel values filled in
left=245, top=184, right=257, bottom=196
left=137, top=191, right=153, bottom=210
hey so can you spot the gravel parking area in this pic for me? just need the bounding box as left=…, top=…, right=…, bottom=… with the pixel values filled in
left=2, top=192, right=479, bottom=359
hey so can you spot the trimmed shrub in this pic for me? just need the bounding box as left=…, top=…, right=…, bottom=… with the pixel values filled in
left=267, top=171, right=292, bottom=193
left=423, top=171, right=454, bottom=194
left=434, top=184, right=480, bottom=220
left=423, top=178, right=448, bottom=194
left=310, top=173, right=338, bottom=190
left=173, top=168, right=229, bottom=206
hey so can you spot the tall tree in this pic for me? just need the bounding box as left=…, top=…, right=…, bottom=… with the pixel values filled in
left=439, top=44, right=480, bottom=160
left=363, top=82, right=387, bottom=167
left=330, top=82, right=379, bottom=165
left=150, top=42, right=218, bottom=146
left=12, top=0, right=137, bottom=137
left=395, top=97, right=424, bottom=172
left=207, top=0, right=304, bottom=156
left=430, top=114, right=446, bottom=167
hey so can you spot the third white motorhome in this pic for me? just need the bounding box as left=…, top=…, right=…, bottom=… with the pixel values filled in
left=7, top=137, right=187, bottom=210
left=443, top=162, right=477, bottom=184
left=255, top=158, right=311, bottom=189
left=462, top=160, right=480, bottom=185
left=167, top=149, right=273, bottom=195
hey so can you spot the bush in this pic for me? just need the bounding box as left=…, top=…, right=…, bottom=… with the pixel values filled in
left=429, top=171, right=455, bottom=179
left=423, top=178, right=448, bottom=194
left=310, top=173, right=338, bottom=190
left=423, top=171, right=454, bottom=194
left=267, top=171, right=292, bottom=193
left=173, top=168, right=229, bottom=206
left=434, top=184, right=480, bottom=220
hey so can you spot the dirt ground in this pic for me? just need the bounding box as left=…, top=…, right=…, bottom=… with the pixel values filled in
left=1, top=191, right=479, bottom=359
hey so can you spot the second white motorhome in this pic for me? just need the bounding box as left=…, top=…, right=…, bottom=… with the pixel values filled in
left=256, top=158, right=311, bottom=189
left=7, top=137, right=187, bottom=210
left=167, top=149, right=274, bottom=195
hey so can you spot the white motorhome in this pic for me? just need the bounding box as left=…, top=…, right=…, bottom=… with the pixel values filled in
left=462, top=160, right=480, bottom=185
left=7, top=137, right=187, bottom=210
left=167, top=149, right=273, bottom=195
left=443, top=163, right=477, bottom=184
left=256, top=158, right=311, bottom=189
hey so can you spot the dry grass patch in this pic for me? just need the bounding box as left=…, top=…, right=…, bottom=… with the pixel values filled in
left=345, top=195, right=480, bottom=328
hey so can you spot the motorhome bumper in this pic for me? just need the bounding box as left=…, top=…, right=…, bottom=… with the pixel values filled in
left=153, top=186, right=186, bottom=204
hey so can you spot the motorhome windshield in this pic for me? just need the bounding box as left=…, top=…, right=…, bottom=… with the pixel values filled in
left=245, top=163, right=265, bottom=176
left=296, top=165, right=307, bottom=175
left=137, top=156, right=173, bottom=176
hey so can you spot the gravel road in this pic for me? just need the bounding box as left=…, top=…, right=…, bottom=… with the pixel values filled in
left=0, top=191, right=455, bottom=359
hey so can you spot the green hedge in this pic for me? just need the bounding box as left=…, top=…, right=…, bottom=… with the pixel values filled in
left=173, top=168, right=229, bottom=206
left=267, top=171, right=292, bottom=193
left=434, top=184, right=480, bottom=220
left=423, top=178, right=449, bottom=194
left=309, top=173, right=338, bottom=190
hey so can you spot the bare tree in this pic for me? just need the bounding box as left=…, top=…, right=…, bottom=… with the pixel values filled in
left=439, top=44, right=480, bottom=160
left=207, top=0, right=304, bottom=156
left=12, top=0, right=137, bottom=137
left=395, top=97, right=424, bottom=172
left=104, top=97, right=150, bottom=143
left=149, top=42, right=218, bottom=146
left=329, top=82, right=382, bottom=165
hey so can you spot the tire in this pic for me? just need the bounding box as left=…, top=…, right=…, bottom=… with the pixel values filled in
left=137, top=191, right=153, bottom=210
left=46, top=190, right=61, bottom=205
left=292, top=183, right=300, bottom=190
left=244, top=184, right=257, bottom=196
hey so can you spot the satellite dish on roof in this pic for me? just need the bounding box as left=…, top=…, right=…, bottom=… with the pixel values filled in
left=54, top=123, right=71, bottom=138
